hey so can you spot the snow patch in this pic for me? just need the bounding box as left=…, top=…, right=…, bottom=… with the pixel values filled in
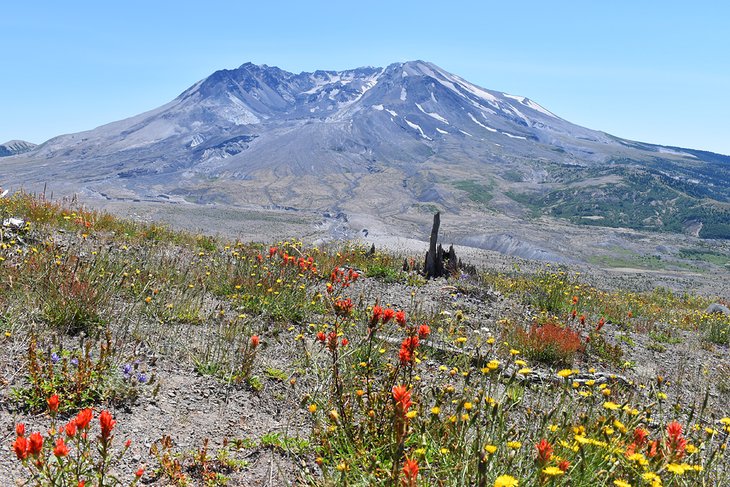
left=501, top=131, right=527, bottom=140
left=372, top=104, right=384, bottom=111
left=468, top=113, right=497, bottom=132
left=189, top=134, right=205, bottom=148
left=436, top=127, right=449, bottom=134
left=416, top=103, right=449, bottom=124
left=459, top=130, right=473, bottom=137
left=658, top=147, right=698, bottom=158
left=503, top=94, right=526, bottom=103
left=504, top=93, right=558, bottom=118
left=385, top=108, right=398, bottom=117
left=400, top=87, right=407, bottom=101
left=405, top=119, right=432, bottom=140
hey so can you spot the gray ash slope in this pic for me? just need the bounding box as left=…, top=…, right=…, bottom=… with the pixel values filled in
left=3, top=61, right=730, bottom=241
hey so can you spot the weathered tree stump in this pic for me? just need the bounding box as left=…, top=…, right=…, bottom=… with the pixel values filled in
left=423, top=212, right=459, bottom=279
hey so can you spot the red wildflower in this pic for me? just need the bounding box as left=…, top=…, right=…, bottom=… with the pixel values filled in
left=316, top=331, right=326, bottom=343
left=334, top=298, right=354, bottom=317
left=268, top=246, right=277, bottom=258
left=28, top=432, right=43, bottom=457
left=13, top=436, right=28, bottom=460
left=395, top=310, right=406, bottom=326
left=417, top=324, right=431, bottom=339
left=371, top=305, right=383, bottom=325
left=53, top=438, right=70, bottom=457
left=666, top=421, right=682, bottom=440
left=572, top=295, right=579, bottom=305
left=79, top=482, right=85, bottom=487
left=99, top=410, right=116, bottom=440
left=392, top=385, right=412, bottom=415
left=648, top=440, right=660, bottom=458
left=125, top=439, right=132, bottom=448
left=382, top=308, right=395, bottom=324
left=250, top=335, right=260, bottom=349
left=558, top=460, right=570, bottom=472
left=401, top=457, right=419, bottom=486
left=327, top=331, right=338, bottom=352
left=135, top=468, right=144, bottom=478
left=399, top=346, right=413, bottom=365
left=571, top=309, right=577, bottom=319
left=16, top=423, right=25, bottom=437
left=341, top=337, right=349, bottom=347
left=399, top=336, right=419, bottom=365
left=47, top=394, right=59, bottom=413
left=75, top=408, right=93, bottom=430
left=634, top=427, right=649, bottom=447
left=596, top=317, right=606, bottom=332
left=536, top=438, right=553, bottom=464
left=65, top=421, right=77, bottom=438
left=579, top=314, right=586, bottom=325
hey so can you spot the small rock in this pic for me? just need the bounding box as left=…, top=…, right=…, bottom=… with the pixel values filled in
left=706, top=303, right=730, bottom=316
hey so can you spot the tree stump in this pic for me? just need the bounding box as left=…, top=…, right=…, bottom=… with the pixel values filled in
left=423, top=212, right=459, bottom=279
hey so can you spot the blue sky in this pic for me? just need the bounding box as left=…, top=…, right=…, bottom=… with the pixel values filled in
left=2, top=1, right=729, bottom=154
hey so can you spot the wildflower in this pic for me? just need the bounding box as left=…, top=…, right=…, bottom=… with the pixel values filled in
left=371, top=305, right=383, bottom=325
left=667, top=463, right=686, bottom=475
left=557, top=369, right=573, bottom=378
left=603, top=401, right=620, bottom=410
left=613, top=480, right=631, bottom=487
left=308, top=404, right=317, bottom=413
left=399, top=336, right=419, bottom=365
left=494, top=474, right=519, bottom=487
left=517, top=367, right=532, bottom=375
left=485, top=444, right=497, bottom=454
left=542, top=466, right=564, bottom=476
left=417, top=324, right=431, bottom=338
left=535, top=439, right=553, bottom=463
left=558, top=460, right=570, bottom=472
left=431, top=406, right=441, bottom=415
left=51, top=352, right=60, bottom=363
left=395, top=310, right=407, bottom=326
left=334, top=298, right=354, bottom=317
left=75, top=409, right=93, bottom=430
left=65, top=421, right=77, bottom=437
left=641, top=472, right=661, bottom=486
left=137, top=373, right=148, bottom=384
left=99, top=410, right=116, bottom=440
left=341, top=338, right=349, bottom=347
left=383, top=308, right=395, bottom=323
left=135, top=468, right=144, bottom=478
left=16, top=423, right=25, bottom=437
left=28, top=432, right=43, bottom=456
left=392, top=385, right=412, bottom=415
left=402, top=457, right=419, bottom=486
left=53, top=437, right=70, bottom=457
left=13, top=436, right=28, bottom=460
left=316, top=331, right=326, bottom=343
left=47, top=394, right=60, bottom=413
left=510, top=349, right=520, bottom=356
left=596, top=317, right=606, bottom=332
left=250, top=335, right=260, bottom=349
left=507, top=441, right=521, bottom=449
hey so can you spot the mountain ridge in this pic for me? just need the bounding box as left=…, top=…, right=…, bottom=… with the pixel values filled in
left=3, top=60, right=729, bottom=241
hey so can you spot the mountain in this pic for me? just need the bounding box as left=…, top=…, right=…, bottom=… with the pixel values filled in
left=3, top=60, right=730, bottom=243
left=0, top=140, right=37, bottom=157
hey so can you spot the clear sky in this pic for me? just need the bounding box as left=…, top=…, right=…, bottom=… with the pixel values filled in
left=2, top=1, right=728, bottom=155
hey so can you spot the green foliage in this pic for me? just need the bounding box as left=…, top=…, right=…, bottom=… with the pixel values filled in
left=453, top=179, right=495, bottom=205
left=13, top=333, right=115, bottom=413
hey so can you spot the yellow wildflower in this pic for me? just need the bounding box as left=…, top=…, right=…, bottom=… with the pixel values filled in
left=542, top=466, right=564, bottom=476
left=494, top=474, right=519, bottom=487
